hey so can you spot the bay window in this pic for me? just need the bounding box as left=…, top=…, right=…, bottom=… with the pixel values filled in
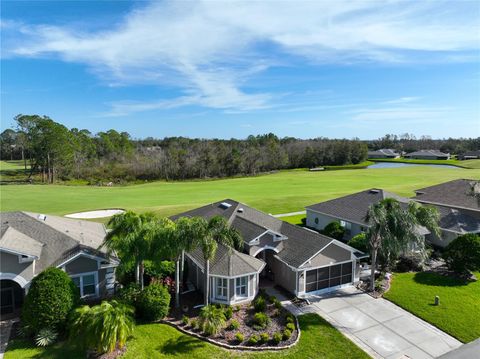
left=235, top=276, right=248, bottom=298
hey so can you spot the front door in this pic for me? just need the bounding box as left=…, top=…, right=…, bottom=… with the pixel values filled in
left=0, top=287, right=15, bottom=315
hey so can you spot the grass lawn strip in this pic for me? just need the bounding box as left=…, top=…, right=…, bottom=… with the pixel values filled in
left=2, top=166, right=477, bottom=219
left=5, top=313, right=370, bottom=359
left=384, top=271, right=480, bottom=343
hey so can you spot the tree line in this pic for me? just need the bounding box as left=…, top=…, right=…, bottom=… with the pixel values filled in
left=1, top=114, right=478, bottom=184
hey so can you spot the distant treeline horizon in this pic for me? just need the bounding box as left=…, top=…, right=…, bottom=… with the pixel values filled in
left=1, top=115, right=479, bottom=184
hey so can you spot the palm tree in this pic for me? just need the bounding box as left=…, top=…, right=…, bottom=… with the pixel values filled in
left=70, top=300, right=134, bottom=354
left=101, top=211, right=157, bottom=289
left=198, top=216, right=243, bottom=305
left=365, top=198, right=440, bottom=291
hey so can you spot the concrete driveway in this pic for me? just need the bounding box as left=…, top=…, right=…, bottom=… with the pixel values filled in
left=303, top=287, right=461, bottom=359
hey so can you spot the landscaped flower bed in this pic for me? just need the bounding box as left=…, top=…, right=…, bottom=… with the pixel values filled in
left=169, top=291, right=299, bottom=349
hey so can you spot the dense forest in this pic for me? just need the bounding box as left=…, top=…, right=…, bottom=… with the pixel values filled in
left=0, top=115, right=478, bottom=184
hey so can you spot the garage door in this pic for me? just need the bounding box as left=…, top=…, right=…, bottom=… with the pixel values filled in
left=305, top=261, right=353, bottom=293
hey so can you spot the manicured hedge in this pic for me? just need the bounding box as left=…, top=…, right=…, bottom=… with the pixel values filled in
left=137, top=284, right=171, bottom=321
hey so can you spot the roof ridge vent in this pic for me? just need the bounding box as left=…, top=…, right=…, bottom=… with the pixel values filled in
left=369, top=189, right=380, bottom=194
left=220, top=202, right=232, bottom=209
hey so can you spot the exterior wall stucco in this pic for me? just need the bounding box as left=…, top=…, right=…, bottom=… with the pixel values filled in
left=306, top=210, right=365, bottom=241
left=0, top=251, right=35, bottom=282
left=270, top=256, right=296, bottom=293
left=64, top=256, right=99, bottom=275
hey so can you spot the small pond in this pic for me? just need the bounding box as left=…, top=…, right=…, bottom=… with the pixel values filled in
left=367, top=162, right=460, bottom=169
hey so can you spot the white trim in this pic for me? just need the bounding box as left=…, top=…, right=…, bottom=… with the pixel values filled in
left=297, top=241, right=333, bottom=269
left=0, top=272, right=29, bottom=288
left=56, top=251, right=118, bottom=269
left=303, top=259, right=354, bottom=272
left=301, top=282, right=354, bottom=297
left=0, top=248, right=38, bottom=261
left=214, top=277, right=228, bottom=301
left=70, top=271, right=99, bottom=298
left=248, top=230, right=269, bottom=245
left=209, top=270, right=263, bottom=279
left=234, top=275, right=249, bottom=299
left=251, top=246, right=281, bottom=258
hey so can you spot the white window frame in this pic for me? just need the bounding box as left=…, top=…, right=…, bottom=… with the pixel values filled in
left=70, top=271, right=99, bottom=298
left=215, top=277, right=228, bottom=300
left=235, top=276, right=248, bottom=298
left=340, top=220, right=352, bottom=234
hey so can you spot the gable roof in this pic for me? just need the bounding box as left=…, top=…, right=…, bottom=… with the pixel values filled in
left=0, top=211, right=112, bottom=273
left=414, top=179, right=480, bottom=212
left=306, top=189, right=409, bottom=226
left=0, top=226, right=44, bottom=258
left=405, top=149, right=449, bottom=157
left=172, top=199, right=348, bottom=269
left=435, top=205, right=480, bottom=234
left=368, top=149, right=399, bottom=157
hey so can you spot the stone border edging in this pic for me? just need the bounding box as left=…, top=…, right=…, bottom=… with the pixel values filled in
left=161, top=315, right=301, bottom=351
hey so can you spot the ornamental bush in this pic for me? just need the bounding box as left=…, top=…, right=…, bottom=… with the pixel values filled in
left=253, top=296, right=266, bottom=312
left=260, top=332, right=269, bottom=343
left=444, top=234, right=480, bottom=276
left=283, top=329, right=292, bottom=340
left=228, top=319, right=240, bottom=330
left=199, top=305, right=226, bottom=336
left=22, top=267, right=79, bottom=335
left=252, top=312, right=270, bottom=330
left=272, top=332, right=282, bottom=344
left=248, top=334, right=260, bottom=345
left=137, top=283, right=171, bottom=321
left=348, top=233, right=368, bottom=253
left=286, top=322, right=295, bottom=331
left=234, top=332, right=244, bottom=343
left=224, top=306, right=233, bottom=320
left=117, top=283, right=142, bottom=308
left=322, top=222, right=345, bottom=240
left=182, top=315, right=189, bottom=326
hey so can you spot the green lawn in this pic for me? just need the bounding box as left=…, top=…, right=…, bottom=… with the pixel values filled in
left=279, top=214, right=306, bottom=226
left=5, top=313, right=369, bottom=359
left=370, top=158, right=480, bottom=169
left=1, top=166, right=478, bottom=218
left=384, top=272, right=480, bottom=343
left=0, top=160, right=28, bottom=171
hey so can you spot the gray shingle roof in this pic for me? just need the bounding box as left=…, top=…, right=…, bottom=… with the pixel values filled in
left=368, top=149, right=399, bottom=157
left=0, top=211, right=111, bottom=273
left=0, top=226, right=44, bottom=258
left=306, top=189, right=409, bottom=225
left=405, top=150, right=449, bottom=157
left=187, top=244, right=265, bottom=277
left=414, top=179, right=480, bottom=212
left=435, top=205, right=480, bottom=234
left=173, top=199, right=336, bottom=269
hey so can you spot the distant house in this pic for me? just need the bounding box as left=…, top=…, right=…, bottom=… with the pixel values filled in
left=367, top=149, right=400, bottom=159
left=172, top=200, right=366, bottom=302
left=305, top=189, right=430, bottom=242
left=412, top=179, right=480, bottom=246
left=0, top=212, right=118, bottom=315
left=404, top=150, right=450, bottom=160
left=459, top=150, right=480, bottom=160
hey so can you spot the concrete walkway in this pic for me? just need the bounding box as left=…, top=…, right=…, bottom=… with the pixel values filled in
left=302, top=287, right=461, bottom=359
left=273, top=211, right=305, bottom=218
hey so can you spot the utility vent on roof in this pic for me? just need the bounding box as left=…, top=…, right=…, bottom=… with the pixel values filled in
left=237, top=208, right=244, bottom=213
left=220, top=202, right=232, bottom=209
left=369, top=189, right=380, bottom=194
left=38, top=214, right=47, bottom=221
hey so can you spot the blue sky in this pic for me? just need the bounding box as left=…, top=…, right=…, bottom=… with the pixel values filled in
left=1, top=0, right=479, bottom=139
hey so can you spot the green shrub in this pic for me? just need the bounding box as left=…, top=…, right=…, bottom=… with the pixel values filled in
left=252, top=312, right=270, bottom=330
left=258, top=288, right=267, bottom=298
left=182, top=315, right=189, bottom=326
left=190, top=318, right=199, bottom=330
left=224, top=306, right=233, bottom=320
left=272, top=332, right=282, bottom=344
left=253, top=296, right=266, bottom=312
left=444, top=234, right=480, bottom=275
left=260, top=332, right=269, bottom=343
left=286, top=313, right=295, bottom=324
left=199, top=305, right=226, bottom=336
left=22, top=268, right=79, bottom=334
left=70, top=300, right=134, bottom=354
left=117, top=283, right=142, bottom=307
left=234, top=332, right=244, bottom=343
left=137, top=284, right=171, bottom=321
left=283, top=329, right=292, bottom=340
left=274, top=299, right=282, bottom=309
left=286, top=322, right=295, bottom=331
left=268, top=295, right=277, bottom=303
left=248, top=334, right=260, bottom=345
left=228, top=319, right=240, bottom=330
left=321, top=221, right=345, bottom=240
left=348, top=233, right=368, bottom=253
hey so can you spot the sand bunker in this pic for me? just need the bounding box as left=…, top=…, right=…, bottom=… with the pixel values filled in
left=65, top=209, right=125, bottom=219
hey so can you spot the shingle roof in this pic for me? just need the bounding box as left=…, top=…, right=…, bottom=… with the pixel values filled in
left=0, top=211, right=111, bottom=273
left=306, top=189, right=409, bottom=225
left=368, top=149, right=399, bottom=157
left=414, top=179, right=480, bottom=212
left=0, top=226, right=44, bottom=258
left=172, top=199, right=338, bottom=269
left=434, top=205, right=480, bottom=234
left=188, top=244, right=265, bottom=277
left=405, top=150, right=449, bottom=157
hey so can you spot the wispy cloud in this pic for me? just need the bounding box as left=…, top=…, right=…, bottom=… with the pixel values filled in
left=2, top=1, right=479, bottom=115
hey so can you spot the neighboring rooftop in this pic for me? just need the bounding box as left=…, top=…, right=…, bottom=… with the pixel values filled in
left=306, top=189, right=408, bottom=225
left=405, top=149, right=449, bottom=157
left=413, top=179, right=480, bottom=212
left=367, top=149, right=399, bottom=157
left=0, top=211, right=109, bottom=273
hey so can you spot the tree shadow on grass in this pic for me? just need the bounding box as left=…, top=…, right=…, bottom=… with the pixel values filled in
left=5, top=339, right=84, bottom=359
left=413, top=271, right=472, bottom=287
left=158, top=334, right=207, bottom=355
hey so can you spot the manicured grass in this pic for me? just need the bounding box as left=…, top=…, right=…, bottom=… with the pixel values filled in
left=370, top=158, right=480, bottom=169
left=1, top=166, right=478, bottom=219
left=280, top=214, right=306, bottom=226
left=384, top=272, right=480, bottom=343
left=5, top=313, right=369, bottom=359
left=322, top=161, right=374, bottom=170
left=0, top=160, right=28, bottom=171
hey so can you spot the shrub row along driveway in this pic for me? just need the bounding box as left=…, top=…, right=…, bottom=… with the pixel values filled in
left=302, top=287, right=461, bottom=359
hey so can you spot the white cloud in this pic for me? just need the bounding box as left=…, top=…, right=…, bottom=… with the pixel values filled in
left=3, top=1, right=479, bottom=115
